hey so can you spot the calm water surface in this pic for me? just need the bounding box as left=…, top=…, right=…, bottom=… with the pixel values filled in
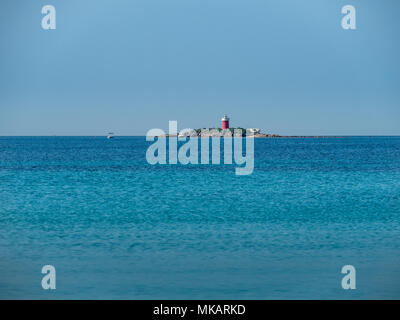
left=1, top=136, right=399, bottom=299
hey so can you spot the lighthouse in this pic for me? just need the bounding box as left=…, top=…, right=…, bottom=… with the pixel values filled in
left=221, top=115, right=230, bottom=129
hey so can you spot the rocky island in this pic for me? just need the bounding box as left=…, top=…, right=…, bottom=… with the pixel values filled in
left=157, top=116, right=339, bottom=138
left=162, top=127, right=281, bottom=138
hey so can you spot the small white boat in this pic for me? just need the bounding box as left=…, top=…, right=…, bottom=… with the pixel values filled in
left=107, top=132, right=114, bottom=139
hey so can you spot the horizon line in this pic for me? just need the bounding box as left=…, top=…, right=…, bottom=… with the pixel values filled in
left=1, top=135, right=400, bottom=137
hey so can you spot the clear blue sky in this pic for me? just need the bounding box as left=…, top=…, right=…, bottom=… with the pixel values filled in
left=0, top=0, right=399, bottom=135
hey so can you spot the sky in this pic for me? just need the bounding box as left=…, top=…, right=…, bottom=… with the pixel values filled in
left=0, top=0, right=399, bottom=135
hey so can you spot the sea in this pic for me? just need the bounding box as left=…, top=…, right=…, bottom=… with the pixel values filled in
left=0, top=136, right=399, bottom=299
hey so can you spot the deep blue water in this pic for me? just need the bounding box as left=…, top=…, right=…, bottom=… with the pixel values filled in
left=1, top=136, right=400, bottom=299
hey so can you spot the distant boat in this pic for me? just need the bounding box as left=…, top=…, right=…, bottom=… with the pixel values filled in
left=107, top=132, right=114, bottom=139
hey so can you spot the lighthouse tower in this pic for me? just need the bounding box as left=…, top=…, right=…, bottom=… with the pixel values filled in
left=221, top=115, right=230, bottom=129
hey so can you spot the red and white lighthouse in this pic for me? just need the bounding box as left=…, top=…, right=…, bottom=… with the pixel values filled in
left=221, top=115, right=230, bottom=129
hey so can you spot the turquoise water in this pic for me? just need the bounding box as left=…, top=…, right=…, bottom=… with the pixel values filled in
left=1, top=136, right=400, bottom=299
